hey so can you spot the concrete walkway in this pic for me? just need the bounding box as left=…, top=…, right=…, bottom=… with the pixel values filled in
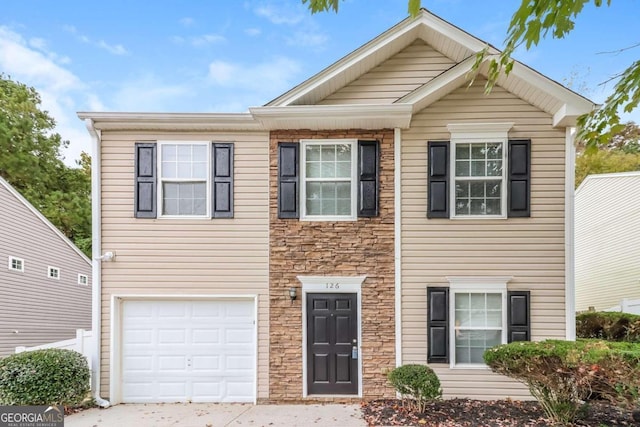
left=65, top=403, right=367, bottom=427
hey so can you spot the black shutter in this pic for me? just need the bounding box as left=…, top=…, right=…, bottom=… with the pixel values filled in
left=508, top=291, right=530, bottom=342
left=508, top=140, right=531, bottom=217
left=357, top=140, right=379, bottom=217
left=278, top=142, right=299, bottom=219
left=427, top=141, right=449, bottom=218
left=134, top=142, right=157, bottom=218
left=212, top=143, right=234, bottom=218
left=427, top=287, right=449, bottom=363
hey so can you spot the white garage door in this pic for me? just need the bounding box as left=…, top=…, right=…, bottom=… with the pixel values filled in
left=121, top=299, right=255, bottom=403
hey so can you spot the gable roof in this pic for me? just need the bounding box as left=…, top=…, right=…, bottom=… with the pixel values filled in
left=251, top=8, right=594, bottom=129
left=0, top=176, right=91, bottom=264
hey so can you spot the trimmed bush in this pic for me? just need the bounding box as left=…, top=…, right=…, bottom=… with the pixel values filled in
left=0, top=349, right=90, bottom=406
left=484, top=339, right=640, bottom=425
left=576, top=311, right=640, bottom=342
left=387, top=364, right=442, bottom=412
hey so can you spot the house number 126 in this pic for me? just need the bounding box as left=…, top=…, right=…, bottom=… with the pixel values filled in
left=326, top=283, right=340, bottom=289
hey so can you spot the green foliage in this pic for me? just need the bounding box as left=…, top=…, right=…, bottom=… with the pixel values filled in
left=484, top=339, right=640, bottom=424
left=576, top=311, right=640, bottom=342
left=575, top=149, right=640, bottom=187
left=387, top=364, right=442, bottom=412
left=0, top=74, right=91, bottom=256
left=0, top=349, right=90, bottom=406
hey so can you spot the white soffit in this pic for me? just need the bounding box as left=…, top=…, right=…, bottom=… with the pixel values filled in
left=76, top=112, right=263, bottom=132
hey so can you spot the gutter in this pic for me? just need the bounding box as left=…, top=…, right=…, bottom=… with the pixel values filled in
left=84, top=118, right=110, bottom=407
left=394, top=128, right=402, bottom=366
left=565, top=127, right=576, bottom=340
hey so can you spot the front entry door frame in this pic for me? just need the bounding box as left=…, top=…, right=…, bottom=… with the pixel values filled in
left=299, top=275, right=365, bottom=397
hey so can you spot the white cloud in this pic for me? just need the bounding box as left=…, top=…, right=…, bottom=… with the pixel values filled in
left=245, top=27, right=261, bottom=36
left=0, top=26, right=99, bottom=165
left=97, top=40, right=128, bottom=55
left=171, top=33, right=226, bottom=47
left=254, top=2, right=305, bottom=25
left=179, top=17, right=195, bottom=27
left=286, top=31, right=328, bottom=48
left=111, top=74, right=194, bottom=111
left=29, top=37, right=47, bottom=50
left=207, top=56, right=301, bottom=94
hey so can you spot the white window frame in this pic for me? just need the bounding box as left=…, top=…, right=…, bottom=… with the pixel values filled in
left=8, top=256, right=24, bottom=272
left=447, top=123, right=513, bottom=220
left=158, top=141, right=211, bottom=219
left=300, top=139, right=358, bottom=221
left=447, top=276, right=511, bottom=369
left=48, top=266, right=60, bottom=280
left=78, top=274, right=89, bottom=285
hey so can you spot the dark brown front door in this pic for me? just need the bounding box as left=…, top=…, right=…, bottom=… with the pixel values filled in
left=307, top=293, right=358, bottom=395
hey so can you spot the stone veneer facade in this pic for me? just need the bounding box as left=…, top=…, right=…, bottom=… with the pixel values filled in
left=268, top=129, right=396, bottom=402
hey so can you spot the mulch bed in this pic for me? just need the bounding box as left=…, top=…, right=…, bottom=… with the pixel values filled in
left=362, top=399, right=639, bottom=426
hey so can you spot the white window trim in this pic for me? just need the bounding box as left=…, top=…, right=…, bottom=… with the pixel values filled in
left=8, top=256, right=24, bottom=272
left=300, top=139, right=358, bottom=221
left=48, top=266, right=60, bottom=280
left=157, top=141, right=211, bottom=219
left=447, top=276, right=511, bottom=369
left=78, top=274, right=89, bottom=286
left=447, top=123, right=513, bottom=220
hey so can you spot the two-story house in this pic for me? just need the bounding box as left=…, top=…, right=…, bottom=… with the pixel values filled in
left=0, top=176, right=92, bottom=356
left=79, top=9, right=594, bottom=405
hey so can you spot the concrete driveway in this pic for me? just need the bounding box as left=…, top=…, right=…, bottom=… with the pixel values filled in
left=65, top=403, right=367, bottom=427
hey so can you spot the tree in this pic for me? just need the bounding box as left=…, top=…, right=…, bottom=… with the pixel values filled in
left=575, top=122, right=640, bottom=187
left=302, top=0, right=639, bottom=149
left=0, top=74, right=91, bottom=256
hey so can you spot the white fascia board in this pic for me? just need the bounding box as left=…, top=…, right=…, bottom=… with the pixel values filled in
left=249, top=104, right=413, bottom=130
left=0, top=176, right=91, bottom=265
left=503, top=61, right=595, bottom=121
left=76, top=112, right=263, bottom=131
left=416, top=11, right=498, bottom=54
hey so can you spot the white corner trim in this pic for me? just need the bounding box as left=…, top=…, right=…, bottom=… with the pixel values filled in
left=394, top=128, right=402, bottom=368
left=565, top=127, right=576, bottom=341
left=447, top=122, right=515, bottom=139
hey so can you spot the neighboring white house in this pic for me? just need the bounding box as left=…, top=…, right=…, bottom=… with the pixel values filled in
left=575, top=171, right=640, bottom=312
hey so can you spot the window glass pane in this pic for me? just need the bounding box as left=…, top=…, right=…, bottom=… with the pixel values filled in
left=336, top=182, right=351, bottom=199
left=322, top=182, right=337, bottom=199
left=469, top=199, right=485, bottom=215
left=471, top=144, right=485, bottom=159
left=322, top=199, right=336, bottom=215
left=486, top=199, right=501, bottom=215
left=306, top=145, right=320, bottom=161
left=486, top=143, right=502, bottom=159
left=470, top=309, right=485, bottom=325
left=336, top=199, right=351, bottom=215
left=321, top=145, right=336, bottom=162
left=162, top=162, right=176, bottom=178
left=455, top=309, right=470, bottom=327
left=456, top=144, right=470, bottom=160
left=487, top=310, right=502, bottom=327
left=177, top=145, right=191, bottom=161
left=455, top=160, right=470, bottom=177
left=455, top=199, right=469, bottom=215
left=162, top=145, right=177, bottom=161
left=193, top=161, right=207, bottom=179
left=162, top=182, right=207, bottom=216
left=469, top=182, right=485, bottom=198
left=193, top=144, right=207, bottom=159
left=336, top=161, right=351, bottom=178
left=307, top=162, right=321, bottom=178
left=471, top=160, right=485, bottom=176
left=456, top=330, right=502, bottom=364
left=487, top=182, right=501, bottom=197
left=455, top=293, right=469, bottom=309
left=307, top=182, right=321, bottom=201
left=321, top=162, right=336, bottom=178
left=307, top=200, right=321, bottom=215
left=177, top=162, right=191, bottom=178
left=486, top=160, right=502, bottom=176
left=336, top=144, right=351, bottom=161
left=487, top=293, right=502, bottom=310
left=470, top=293, right=485, bottom=310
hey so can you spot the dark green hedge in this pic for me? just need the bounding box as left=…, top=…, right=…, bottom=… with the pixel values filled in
left=576, top=311, right=640, bottom=341
left=0, top=349, right=90, bottom=406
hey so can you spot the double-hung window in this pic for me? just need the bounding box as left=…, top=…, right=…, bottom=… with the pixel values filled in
left=301, top=139, right=358, bottom=220
left=159, top=143, right=209, bottom=217
left=453, top=142, right=505, bottom=217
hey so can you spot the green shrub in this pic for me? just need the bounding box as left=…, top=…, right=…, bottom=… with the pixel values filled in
left=0, top=349, right=90, bottom=406
left=576, top=311, right=640, bottom=341
left=387, top=364, right=442, bottom=412
left=484, top=339, right=640, bottom=425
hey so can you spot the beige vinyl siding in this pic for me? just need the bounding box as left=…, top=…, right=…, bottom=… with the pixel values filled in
left=401, top=79, right=566, bottom=399
left=0, top=183, right=91, bottom=356
left=318, top=40, right=456, bottom=105
left=575, top=173, right=640, bottom=311
left=99, top=131, right=269, bottom=400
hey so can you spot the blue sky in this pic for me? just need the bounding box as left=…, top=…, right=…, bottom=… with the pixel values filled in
left=2, top=0, right=639, bottom=165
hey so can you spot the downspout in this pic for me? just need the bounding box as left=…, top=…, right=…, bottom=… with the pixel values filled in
left=394, top=128, right=402, bottom=366
left=85, top=118, right=110, bottom=407
left=565, top=127, right=576, bottom=340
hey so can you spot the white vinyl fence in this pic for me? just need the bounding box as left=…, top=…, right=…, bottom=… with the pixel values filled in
left=15, top=329, right=94, bottom=369
left=604, top=298, right=640, bottom=315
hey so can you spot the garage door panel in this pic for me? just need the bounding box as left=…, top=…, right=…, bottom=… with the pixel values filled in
left=122, top=299, right=255, bottom=403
